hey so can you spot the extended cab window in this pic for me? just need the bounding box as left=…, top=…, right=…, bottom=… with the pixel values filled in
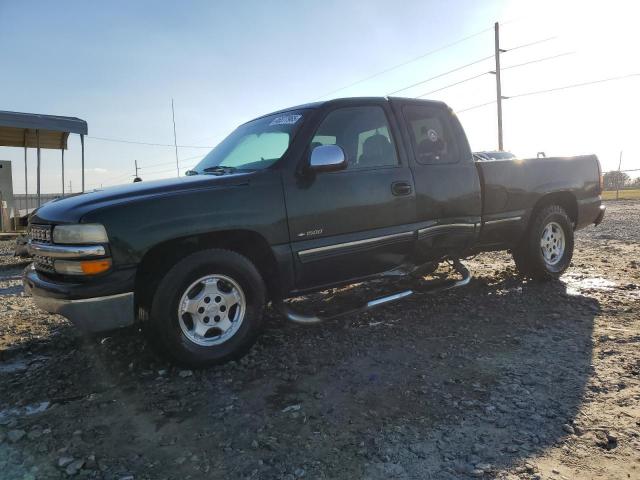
left=403, top=105, right=458, bottom=164
left=311, top=106, right=398, bottom=169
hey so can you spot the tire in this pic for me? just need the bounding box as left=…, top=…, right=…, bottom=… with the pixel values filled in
left=513, top=205, right=574, bottom=280
left=146, top=248, right=266, bottom=367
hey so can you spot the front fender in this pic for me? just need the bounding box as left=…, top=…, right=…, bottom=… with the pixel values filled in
left=81, top=175, right=288, bottom=266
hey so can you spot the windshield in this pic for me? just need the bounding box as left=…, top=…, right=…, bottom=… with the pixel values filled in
left=190, top=110, right=306, bottom=174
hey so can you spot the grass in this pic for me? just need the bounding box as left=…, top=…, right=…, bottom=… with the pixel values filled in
left=602, top=189, right=640, bottom=200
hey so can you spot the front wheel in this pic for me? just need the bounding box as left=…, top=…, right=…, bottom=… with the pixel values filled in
left=513, top=205, right=574, bottom=280
left=146, top=249, right=266, bottom=367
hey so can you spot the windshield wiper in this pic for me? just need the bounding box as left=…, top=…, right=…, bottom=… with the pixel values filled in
left=203, top=166, right=237, bottom=175
left=185, top=169, right=199, bottom=176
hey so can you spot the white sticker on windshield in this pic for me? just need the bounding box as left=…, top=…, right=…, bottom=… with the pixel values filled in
left=269, top=114, right=302, bottom=126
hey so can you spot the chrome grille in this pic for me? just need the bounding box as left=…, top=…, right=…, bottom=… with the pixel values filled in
left=33, top=255, right=55, bottom=274
left=29, top=224, right=52, bottom=244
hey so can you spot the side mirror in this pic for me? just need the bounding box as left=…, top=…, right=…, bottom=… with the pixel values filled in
left=309, top=145, right=347, bottom=172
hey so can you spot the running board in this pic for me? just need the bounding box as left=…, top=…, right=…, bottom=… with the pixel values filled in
left=277, top=258, right=471, bottom=325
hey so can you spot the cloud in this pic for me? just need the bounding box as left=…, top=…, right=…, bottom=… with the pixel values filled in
left=91, top=167, right=108, bottom=173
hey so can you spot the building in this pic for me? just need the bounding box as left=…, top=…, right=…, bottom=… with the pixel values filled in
left=0, top=160, right=15, bottom=231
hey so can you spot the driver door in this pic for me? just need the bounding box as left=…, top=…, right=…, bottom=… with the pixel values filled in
left=282, top=104, right=417, bottom=290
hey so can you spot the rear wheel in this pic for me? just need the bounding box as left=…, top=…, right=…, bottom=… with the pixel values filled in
left=146, top=249, right=266, bottom=367
left=513, top=205, right=574, bottom=280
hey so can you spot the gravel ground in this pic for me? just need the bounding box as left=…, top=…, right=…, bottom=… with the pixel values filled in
left=0, top=201, right=639, bottom=480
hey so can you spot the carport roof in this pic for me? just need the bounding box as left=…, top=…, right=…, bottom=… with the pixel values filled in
left=0, top=110, right=88, bottom=149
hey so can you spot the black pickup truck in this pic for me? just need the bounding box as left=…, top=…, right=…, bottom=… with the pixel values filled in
left=23, top=97, right=605, bottom=366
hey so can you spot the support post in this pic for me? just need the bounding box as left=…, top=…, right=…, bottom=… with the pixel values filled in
left=36, top=129, right=41, bottom=207
left=23, top=130, right=28, bottom=201
left=494, top=22, right=504, bottom=151
left=80, top=134, right=85, bottom=192
left=61, top=149, right=65, bottom=196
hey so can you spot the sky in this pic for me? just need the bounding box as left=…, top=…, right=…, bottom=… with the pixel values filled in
left=1, top=0, right=639, bottom=194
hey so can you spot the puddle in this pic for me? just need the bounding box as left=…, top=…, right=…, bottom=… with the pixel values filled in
left=563, top=274, right=616, bottom=296
left=0, top=358, right=29, bottom=373
left=0, top=355, right=48, bottom=374
left=0, top=401, right=50, bottom=425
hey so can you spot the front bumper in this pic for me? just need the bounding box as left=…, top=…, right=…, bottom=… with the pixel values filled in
left=23, top=265, right=136, bottom=332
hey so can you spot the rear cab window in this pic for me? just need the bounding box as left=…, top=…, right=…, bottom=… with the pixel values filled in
left=402, top=105, right=459, bottom=165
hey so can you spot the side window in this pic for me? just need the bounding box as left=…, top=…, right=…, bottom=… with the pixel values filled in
left=403, top=105, right=458, bottom=164
left=310, top=106, right=398, bottom=169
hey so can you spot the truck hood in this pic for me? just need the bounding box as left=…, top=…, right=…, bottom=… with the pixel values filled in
left=31, top=172, right=253, bottom=224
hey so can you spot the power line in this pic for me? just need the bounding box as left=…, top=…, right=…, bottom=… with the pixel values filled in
left=504, top=36, right=557, bottom=53
left=455, top=73, right=640, bottom=113
left=455, top=100, right=496, bottom=114
left=416, top=71, right=489, bottom=98
left=315, top=26, right=494, bottom=100
left=87, top=135, right=214, bottom=149
left=506, top=73, right=640, bottom=99
left=140, top=154, right=204, bottom=172
left=415, top=51, right=574, bottom=99
left=501, top=51, right=575, bottom=71
left=388, top=55, right=493, bottom=96
left=388, top=34, right=561, bottom=97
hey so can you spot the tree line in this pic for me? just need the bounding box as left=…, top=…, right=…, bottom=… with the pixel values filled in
left=602, top=171, right=640, bottom=190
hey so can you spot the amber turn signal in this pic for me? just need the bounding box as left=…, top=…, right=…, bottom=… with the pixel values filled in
left=80, top=259, right=112, bottom=275
left=54, top=258, right=112, bottom=276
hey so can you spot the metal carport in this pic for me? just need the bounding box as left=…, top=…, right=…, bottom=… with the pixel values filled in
left=0, top=110, right=88, bottom=207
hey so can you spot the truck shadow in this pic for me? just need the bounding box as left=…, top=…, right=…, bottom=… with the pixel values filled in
left=0, top=270, right=599, bottom=479
left=254, top=271, right=599, bottom=478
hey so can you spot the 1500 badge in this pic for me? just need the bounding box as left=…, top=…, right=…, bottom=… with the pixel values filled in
left=297, top=229, right=323, bottom=238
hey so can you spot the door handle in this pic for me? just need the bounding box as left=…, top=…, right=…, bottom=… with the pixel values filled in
left=391, top=181, right=412, bottom=196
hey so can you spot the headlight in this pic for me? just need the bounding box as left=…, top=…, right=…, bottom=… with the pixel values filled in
left=53, top=224, right=108, bottom=244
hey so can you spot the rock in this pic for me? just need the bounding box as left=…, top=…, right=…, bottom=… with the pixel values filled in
left=562, top=424, right=575, bottom=434
left=179, top=370, right=193, bottom=378
left=294, top=467, right=305, bottom=477
left=58, top=456, right=74, bottom=468
left=381, top=462, right=406, bottom=477
left=85, top=454, right=97, bottom=469
left=282, top=404, right=301, bottom=413
left=118, top=476, right=134, bottom=480
left=7, top=429, right=26, bottom=443
left=27, top=428, right=42, bottom=440
left=65, top=459, right=85, bottom=476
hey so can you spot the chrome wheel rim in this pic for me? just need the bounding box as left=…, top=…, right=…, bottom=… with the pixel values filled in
left=178, top=274, right=246, bottom=346
left=540, top=221, right=565, bottom=266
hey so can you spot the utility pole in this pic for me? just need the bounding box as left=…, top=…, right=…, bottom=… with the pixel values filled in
left=171, top=99, right=179, bottom=177
left=494, top=22, right=504, bottom=151
left=133, top=160, right=142, bottom=182
left=68, top=180, right=72, bottom=194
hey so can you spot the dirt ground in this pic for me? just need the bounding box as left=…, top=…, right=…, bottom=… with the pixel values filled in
left=1, top=201, right=639, bottom=480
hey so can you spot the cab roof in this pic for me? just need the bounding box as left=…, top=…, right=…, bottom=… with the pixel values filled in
left=250, top=97, right=449, bottom=122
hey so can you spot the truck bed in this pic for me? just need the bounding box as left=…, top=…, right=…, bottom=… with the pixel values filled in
left=476, top=154, right=602, bottom=244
